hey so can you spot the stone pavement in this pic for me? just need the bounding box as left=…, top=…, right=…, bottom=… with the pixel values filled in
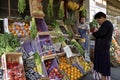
left=80, top=67, right=120, bottom=80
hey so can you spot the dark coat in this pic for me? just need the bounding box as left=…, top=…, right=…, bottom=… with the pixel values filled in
left=92, top=20, right=113, bottom=76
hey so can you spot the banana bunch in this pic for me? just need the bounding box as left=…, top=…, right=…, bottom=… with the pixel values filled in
left=77, top=56, right=91, bottom=72
left=83, top=62, right=91, bottom=72
left=78, top=5, right=85, bottom=11
left=78, top=5, right=87, bottom=17
left=67, top=1, right=79, bottom=10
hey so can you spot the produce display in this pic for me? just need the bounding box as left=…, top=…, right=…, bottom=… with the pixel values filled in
left=17, top=0, right=26, bottom=14
left=67, top=1, right=79, bottom=10
left=71, top=39, right=85, bottom=56
left=64, top=66, right=83, bottom=80
left=58, top=1, right=64, bottom=19
left=110, top=37, right=120, bottom=65
left=1, top=18, right=93, bottom=80
left=0, top=0, right=93, bottom=79
left=76, top=56, right=92, bottom=73
left=36, top=35, right=55, bottom=56
left=58, top=55, right=83, bottom=80
left=59, top=62, right=83, bottom=80
left=7, top=64, right=26, bottom=80
left=30, top=17, right=37, bottom=39
left=58, top=55, right=68, bottom=63
left=0, top=33, right=20, bottom=56
left=24, top=56, right=42, bottom=80
left=1, top=53, right=26, bottom=80
left=35, top=18, right=48, bottom=32
left=33, top=52, right=43, bottom=75
left=22, top=40, right=35, bottom=55
left=44, top=59, right=63, bottom=79
left=47, top=0, right=54, bottom=20
left=8, top=21, right=30, bottom=37
left=30, top=0, right=45, bottom=18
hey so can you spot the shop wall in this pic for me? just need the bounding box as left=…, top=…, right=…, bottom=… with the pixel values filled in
left=84, top=0, right=106, bottom=22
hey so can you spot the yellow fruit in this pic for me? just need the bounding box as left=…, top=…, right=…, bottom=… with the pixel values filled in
left=67, top=1, right=73, bottom=8
left=79, top=5, right=84, bottom=11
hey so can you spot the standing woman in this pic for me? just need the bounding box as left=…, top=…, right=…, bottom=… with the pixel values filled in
left=92, top=12, right=114, bottom=80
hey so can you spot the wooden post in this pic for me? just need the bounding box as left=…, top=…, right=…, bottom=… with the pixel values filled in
left=8, top=0, right=11, bottom=17
left=64, top=0, right=68, bottom=20
left=79, top=0, right=84, bottom=18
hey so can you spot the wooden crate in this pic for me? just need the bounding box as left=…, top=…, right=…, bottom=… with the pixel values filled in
left=4, top=18, right=30, bottom=37
left=29, top=0, right=45, bottom=18
left=70, top=25, right=79, bottom=35
left=1, top=52, right=26, bottom=80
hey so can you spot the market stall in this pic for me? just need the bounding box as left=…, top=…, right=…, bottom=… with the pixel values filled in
left=0, top=0, right=93, bottom=80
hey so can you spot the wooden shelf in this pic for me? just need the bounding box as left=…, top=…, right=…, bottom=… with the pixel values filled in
left=41, top=54, right=56, bottom=61
left=21, top=36, right=31, bottom=42
left=41, top=52, right=66, bottom=61
left=62, top=34, right=69, bottom=37
left=37, top=32, right=49, bottom=36
left=56, top=52, right=66, bottom=56
left=74, top=34, right=80, bottom=37
left=50, top=36, right=58, bottom=38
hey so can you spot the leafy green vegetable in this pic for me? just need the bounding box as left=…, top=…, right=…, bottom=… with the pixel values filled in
left=89, top=19, right=98, bottom=29
left=0, top=32, right=20, bottom=56
left=47, top=0, right=54, bottom=20
left=71, top=39, right=84, bottom=56
left=34, top=52, right=43, bottom=75
left=30, top=17, right=37, bottom=39
left=17, top=0, right=26, bottom=14
left=81, top=8, right=87, bottom=17
left=58, top=1, right=64, bottom=19
left=50, top=20, right=59, bottom=28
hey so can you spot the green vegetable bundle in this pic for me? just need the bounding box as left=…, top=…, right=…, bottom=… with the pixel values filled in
left=71, top=39, right=84, bottom=56
left=58, top=1, right=65, bottom=19
left=34, top=52, right=43, bottom=75
left=30, top=17, right=37, bottom=39
left=47, top=0, right=54, bottom=20
left=0, top=33, right=20, bottom=56
left=17, top=0, right=26, bottom=14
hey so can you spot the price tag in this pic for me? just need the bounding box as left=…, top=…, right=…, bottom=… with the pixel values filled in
left=63, top=45, right=74, bottom=58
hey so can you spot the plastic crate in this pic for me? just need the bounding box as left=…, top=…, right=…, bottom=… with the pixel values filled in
left=35, top=18, right=48, bottom=32
left=36, top=35, right=56, bottom=56
left=42, top=59, right=63, bottom=80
